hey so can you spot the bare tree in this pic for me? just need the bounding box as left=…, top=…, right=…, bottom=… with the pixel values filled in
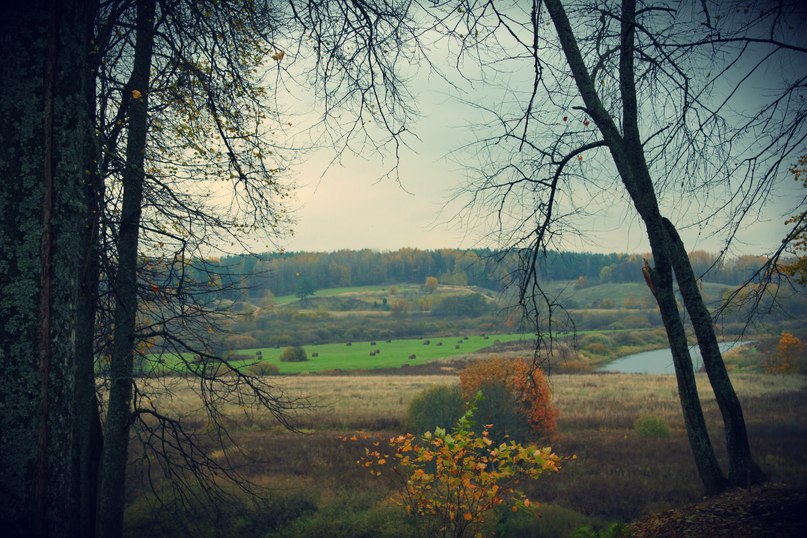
left=405, top=0, right=807, bottom=494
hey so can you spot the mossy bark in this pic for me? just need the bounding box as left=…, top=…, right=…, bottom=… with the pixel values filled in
left=0, top=0, right=95, bottom=535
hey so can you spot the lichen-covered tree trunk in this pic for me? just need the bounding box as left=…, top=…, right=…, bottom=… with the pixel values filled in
left=96, top=0, right=156, bottom=536
left=0, top=0, right=94, bottom=536
left=663, top=218, right=766, bottom=487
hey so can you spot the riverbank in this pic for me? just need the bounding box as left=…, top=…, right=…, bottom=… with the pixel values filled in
left=599, top=340, right=752, bottom=374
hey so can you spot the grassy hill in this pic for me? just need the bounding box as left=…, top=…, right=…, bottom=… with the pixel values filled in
left=147, top=279, right=804, bottom=375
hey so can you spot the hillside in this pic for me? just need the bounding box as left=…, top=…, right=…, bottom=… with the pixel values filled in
left=195, top=248, right=773, bottom=303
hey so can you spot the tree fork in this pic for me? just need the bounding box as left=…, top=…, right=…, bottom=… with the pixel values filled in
left=662, top=217, right=766, bottom=487
left=542, top=0, right=729, bottom=495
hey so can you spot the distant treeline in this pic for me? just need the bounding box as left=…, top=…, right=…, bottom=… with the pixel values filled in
left=199, top=248, right=768, bottom=299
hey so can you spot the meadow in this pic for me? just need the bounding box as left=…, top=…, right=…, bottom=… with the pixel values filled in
left=240, top=333, right=533, bottom=374
left=125, top=282, right=807, bottom=535
left=124, top=370, right=807, bottom=537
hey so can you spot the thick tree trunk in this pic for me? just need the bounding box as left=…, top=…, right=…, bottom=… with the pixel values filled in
left=96, top=0, right=156, bottom=536
left=0, top=1, right=94, bottom=536
left=663, top=218, right=766, bottom=487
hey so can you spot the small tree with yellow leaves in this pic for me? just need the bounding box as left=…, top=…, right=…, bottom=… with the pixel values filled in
left=349, top=393, right=560, bottom=537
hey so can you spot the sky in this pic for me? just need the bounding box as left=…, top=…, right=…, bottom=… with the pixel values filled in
left=245, top=6, right=804, bottom=258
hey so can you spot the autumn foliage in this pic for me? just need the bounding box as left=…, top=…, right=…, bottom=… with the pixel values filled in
left=780, top=155, right=807, bottom=285
left=459, top=357, right=558, bottom=439
left=764, top=332, right=805, bottom=374
left=347, top=398, right=560, bottom=537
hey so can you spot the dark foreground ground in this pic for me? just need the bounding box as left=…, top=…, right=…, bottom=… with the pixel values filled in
left=629, top=483, right=807, bottom=537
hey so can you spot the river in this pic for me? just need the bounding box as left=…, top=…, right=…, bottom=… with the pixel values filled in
left=598, top=340, right=751, bottom=374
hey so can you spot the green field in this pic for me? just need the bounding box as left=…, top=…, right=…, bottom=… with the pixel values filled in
left=147, top=326, right=666, bottom=376
left=237, top=333, right=533, bottom=373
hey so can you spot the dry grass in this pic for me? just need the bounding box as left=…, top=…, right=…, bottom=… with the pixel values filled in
left=125, top=372, right=807, bottom=533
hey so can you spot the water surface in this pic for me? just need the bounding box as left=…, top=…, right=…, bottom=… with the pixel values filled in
left=599, top=341, right=750, bottom=374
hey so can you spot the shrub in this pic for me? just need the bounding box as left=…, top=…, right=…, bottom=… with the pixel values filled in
left=634, top=416, right=671, bottom=439
left=403, top=384, right=464, bottom=434
left=581, top=333, right=615, bottom=347
left=431, top=293, right=491, bottom=317
left=460, top=357, right=558, bottom=440
left=583, top=342, right=609, bottom=357
left=573, top=523, right=630, bottom=538
left=352, top=399, right=560, bottom=538
left=247, top=361, right=280, bottom=376
left=473, top=382, right=531, bottom=443
left=223, top=333, right=258, bottom=349
left=764, top=331, right=805, bottom=374
left=280, top=345, right=308, bottom=362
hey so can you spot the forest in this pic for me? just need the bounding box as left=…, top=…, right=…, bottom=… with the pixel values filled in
left=205, top=247, right=773, bottom=300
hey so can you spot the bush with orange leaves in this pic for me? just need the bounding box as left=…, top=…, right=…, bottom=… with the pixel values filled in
left=764, top=332, right=805, bottom=374
left=459, top=357, right=558, bottom=441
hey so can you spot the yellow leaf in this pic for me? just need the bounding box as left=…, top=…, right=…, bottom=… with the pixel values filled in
left=271, top=50, right=285, bottom=61
left=131, top=89, right=142, bottom=100
left=463, top=513, right=473, bottom=521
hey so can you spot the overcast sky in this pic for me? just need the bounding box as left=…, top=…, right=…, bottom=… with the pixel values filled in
left=275, top=141, right=796, bottom=257
left=266, top=104, right=798, bottom=257
left=246, top=8, right=804, bottom=258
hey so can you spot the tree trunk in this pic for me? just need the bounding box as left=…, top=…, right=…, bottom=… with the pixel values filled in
left=542, top=0, right=729, bottom=495
left=0, top=0, right=94, bottom=536
left=662, top=218, right=766, bottom=487
left=641, top=223, right=729, bottom=496
left=96, top=0, right=156, bottom=536
left=71, top=24, right=104, bottom=535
